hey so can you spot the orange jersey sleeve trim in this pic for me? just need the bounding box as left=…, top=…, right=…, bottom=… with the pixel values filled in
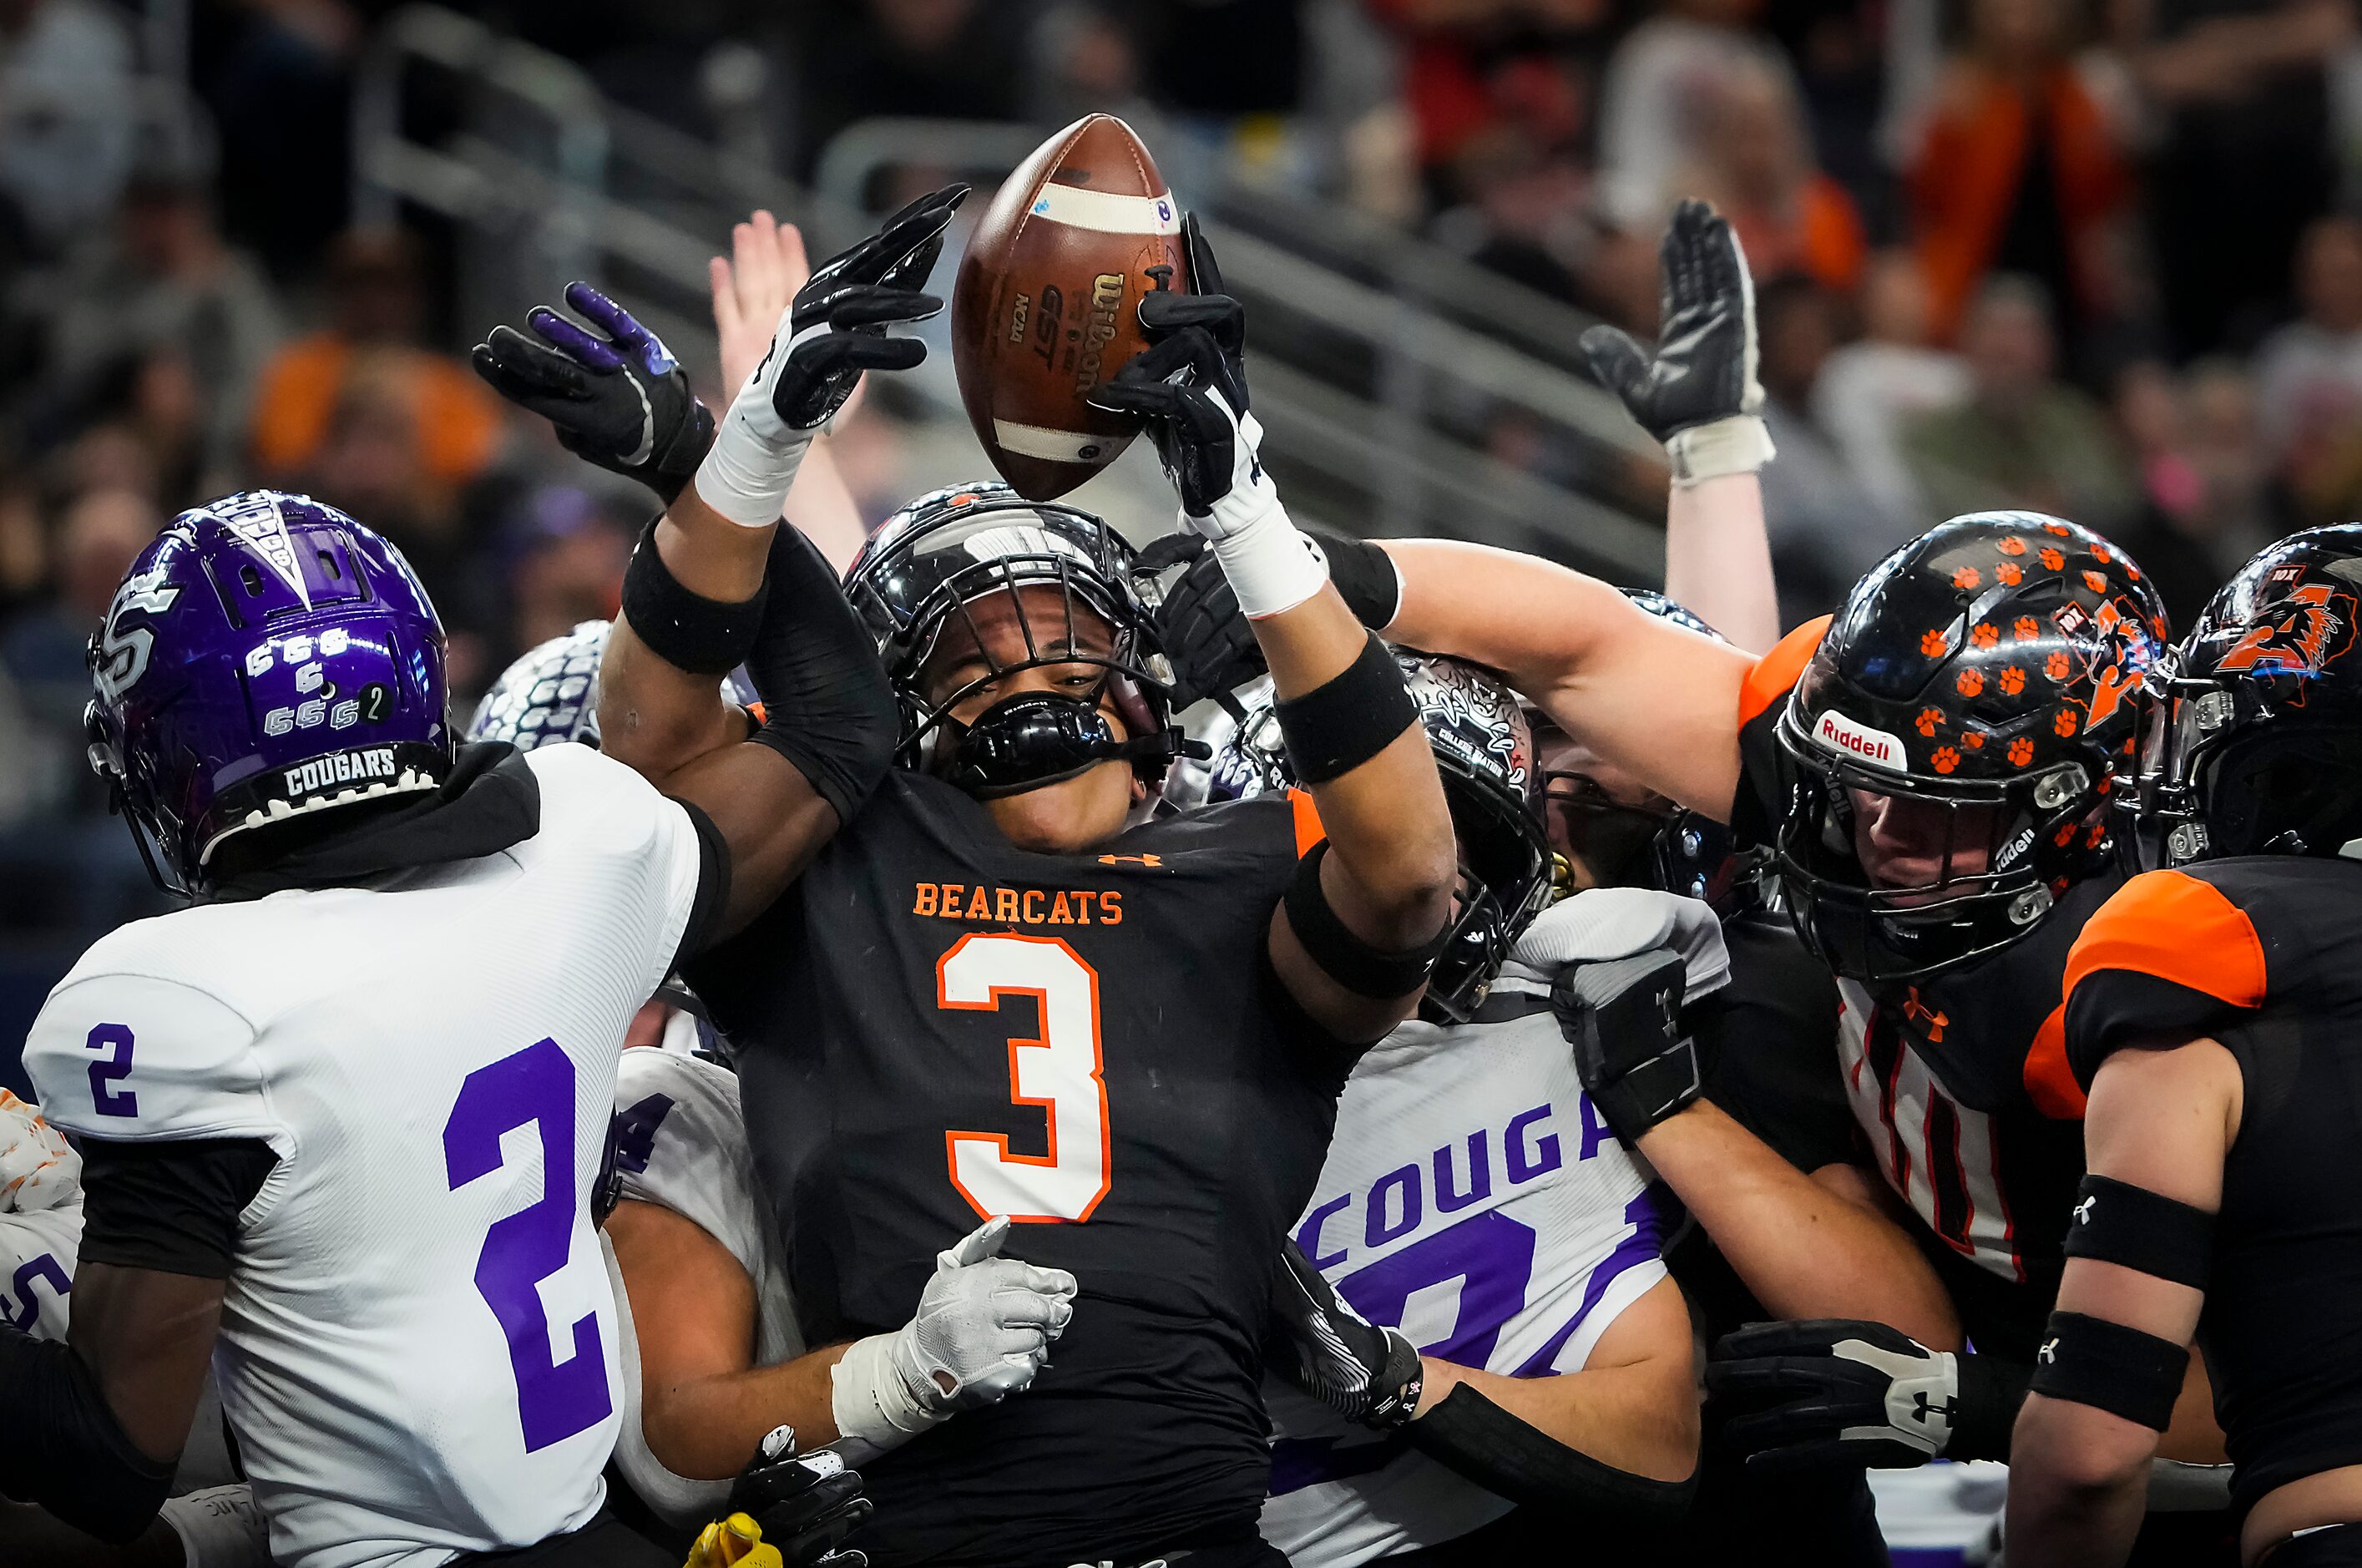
left=2024, top=1004, right=2086, bottom=1119
left=1288, top=787, right=1327, bottom=857
left=2061, top=867, right=2268, bottom=1040
left=1739, top=616, right=1830, bottom=730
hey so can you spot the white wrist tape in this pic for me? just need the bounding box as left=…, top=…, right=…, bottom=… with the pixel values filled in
left=830, top=1330, right=943, bottom=1454
left=159, top=1485, right=270, bottom=1568
left=1665, top=414, right=1775, bottom=488
left=693, top=309, right=819, bottom=528
left=1188, top=417, right=1328, bottom=618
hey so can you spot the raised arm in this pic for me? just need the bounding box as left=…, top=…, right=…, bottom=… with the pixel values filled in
left=2006, top=1039, right=2235, bottom=1568
left=1095, top=220, right=1456, bottom=1042
left=476, top=189, right=965, bottom=929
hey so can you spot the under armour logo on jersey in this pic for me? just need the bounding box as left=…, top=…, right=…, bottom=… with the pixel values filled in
left=1098, top=853, right=1162, bottom=867
left=2074, top=1195, right=2096, bottom=1225
left=2038, top=1338, right=2058, bottom=1365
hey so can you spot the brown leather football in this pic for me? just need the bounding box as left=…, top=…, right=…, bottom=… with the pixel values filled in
left=952, top=114, right=1191, bottom=502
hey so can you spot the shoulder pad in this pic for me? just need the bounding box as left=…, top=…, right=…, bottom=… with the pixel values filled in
left=2062, top=869, right=2266, bottom=1087
left=23, top=972, right=277, bottom=1146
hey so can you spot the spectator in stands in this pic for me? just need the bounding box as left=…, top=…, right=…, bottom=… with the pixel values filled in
left=1751, top=274, right=1893, bottom=623
left=2109, top=357, right=2280, bottom=624
left=0, top=488, right=157, bottom=747
left=248, top=228, right=503, bottom=493
left=784, top=0, right=1029, bottom=185
left=0, top=0, right=135, bottom=256
left=15, top=130, right=284, bottom=498
left=1813, top=249, right=1970, bottom=527
left=500, top=485, right=634, bottom=661
left=1364, top=0, right=1618, bottom=188
left=1902, top=272, right=2139, bottom=527
left=1680, top=54, right=1866, bottom=291
left=2132, top=0, right=2353, bottom=356
left=195, top=0, right=360, bottom=277
left=1905, top=0, right=2132, bottom=347
left=2253, top=213, right=2362, bottom=465
left=1596, top=0, right=1798, bottom=229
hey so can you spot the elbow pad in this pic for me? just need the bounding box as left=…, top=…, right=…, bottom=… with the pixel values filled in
left=1407, top=1384, right=1697, bottom=1523
left=0, top=1327, right=175, bottom=1543
left=744, top=524, right=898, bottom=825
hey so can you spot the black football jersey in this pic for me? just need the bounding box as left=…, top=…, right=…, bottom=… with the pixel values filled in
left=2066, top=857, right=2362, bottom=1509
left=1728, top=621, right=2104, bottom=1360
left=689, top=771, right=1355, bottom=1568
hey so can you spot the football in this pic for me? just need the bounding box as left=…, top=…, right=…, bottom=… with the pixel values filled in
left=953, top=114, right=1191, bottom=502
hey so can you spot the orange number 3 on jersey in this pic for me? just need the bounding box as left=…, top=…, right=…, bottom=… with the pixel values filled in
left=939, top=933, right=1114, bottom=1222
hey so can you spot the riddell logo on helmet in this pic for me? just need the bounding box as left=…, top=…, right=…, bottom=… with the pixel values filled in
left=1813, top=711, right=1907, bottom=771
left=283, top=748, right=397, bottom=798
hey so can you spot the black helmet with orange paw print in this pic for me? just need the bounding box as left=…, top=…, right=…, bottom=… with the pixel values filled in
left=1770, top=513, right=2168, bottom=983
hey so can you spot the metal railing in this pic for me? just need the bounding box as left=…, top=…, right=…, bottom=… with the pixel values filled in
left=347, top=8, right=1667, bottom=579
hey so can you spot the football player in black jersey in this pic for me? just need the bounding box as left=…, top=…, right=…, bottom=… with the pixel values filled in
left=488, top=202, right=1458, bottom=1567
left=2010, top=524, right=2362, bottom=1568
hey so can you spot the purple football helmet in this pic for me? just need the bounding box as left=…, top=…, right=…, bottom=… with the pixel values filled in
left=85, top=490, right=453, bottom=895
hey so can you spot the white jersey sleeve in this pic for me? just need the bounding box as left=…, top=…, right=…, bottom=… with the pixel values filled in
left=606, top=1047, right=805, bottom=1530
left=23, top=972, right=281, bottom=1151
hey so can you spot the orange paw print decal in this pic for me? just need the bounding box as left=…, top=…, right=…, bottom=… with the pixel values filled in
left=1930, top=746, right=1960, bottom=774
left=2082, top=570, right=2108, bottom=593
left=2053, top=709, right=2078, bottom=737
left=2046, top=651, right=2071, bottom=680
left=2009, top=736, right=2036, bottom=766
left=1999, top=666, right=2026, bottom=695
left=1962, top=731, right=1986, bottom=750
left=1997, top=562, right=2023, bottom=586
left=1998, top=537, right=2027, bottom=556
left=1915, top=707, right=1943, bottom=736
left=2092, top=544, right=2111, bottom=563
left=2055, top=822, right=2078, bottom=847
left=2014, top=615, right=2041, bottom=640
left=1971, top=622, right=1999, bottom=648
left=1952, top=566, right=1982, bottom=590
left=1920, top=629, right=1949, bottom=656
left=2044, top=521, right=2072, bottom=535
left=1956, top=669, right=1985, bottom=697
left=2039, top=547, right=2066, bottom=571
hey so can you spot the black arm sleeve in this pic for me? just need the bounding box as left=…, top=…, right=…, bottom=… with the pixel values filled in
left=0, top=1328, right=175, bottom=1542
left=744, top=524, right=898, bottom=827
left=78, top=1138, right=278, bottom=1279
left=1407, top=1384, right=1697, bottom=1522
left=670, top=797, right=733, bottom=967
left=1949, top=1352, right=2034, bottom=1461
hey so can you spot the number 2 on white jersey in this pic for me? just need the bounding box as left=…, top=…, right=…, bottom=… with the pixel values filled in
left=939, top=933, right=1112, bottom=1223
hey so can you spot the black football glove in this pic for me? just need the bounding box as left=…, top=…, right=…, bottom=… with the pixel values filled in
left=1138, top=527, right=1404, bottom=712
left=473, top=283, right=715, bottom=504
left=685, top=1425, right=871, bottom=1568
left=1706, top=1320, right=2022, bottom=1473
left=1578, top=199, right=1773, bottom=486
left=1554, top=950, right=1698, bottom=1144
left=761, top=183, right=965, bottom=432
left=1267, top=1237, right=1424, bottom=1430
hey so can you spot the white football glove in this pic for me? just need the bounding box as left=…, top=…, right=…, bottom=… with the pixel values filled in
left=829, top=1216, right=1077, bottom=1461
left=0, top=1090, right=78, bottom=1215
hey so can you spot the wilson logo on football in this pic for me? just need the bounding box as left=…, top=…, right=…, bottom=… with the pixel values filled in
left=1813, top=710, right=1908, bottom=771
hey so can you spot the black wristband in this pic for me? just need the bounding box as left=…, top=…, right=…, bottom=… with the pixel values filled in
left=1313, top=532, right=1403, bottom=630
left=2028, top=1311, right=2188, bottom=1431
left=1409, top=1385, right=1697, bottom=1520
left=1282, top=839, right=1451, bottom=998
left=1276, top=631, right=1419, bottom=784
left=1949, top=1352, right=2031, bottom=1461
left=2063, top=1175, right=2216, bottom=1289
left=620, top=520, right=768, bottom=675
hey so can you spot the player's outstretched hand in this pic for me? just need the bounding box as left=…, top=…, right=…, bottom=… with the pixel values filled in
left=713, top=210, right=812, bottom=405
left=1267, top=1238, right=1424, bottom=1430
left=759, top=184, right=965, bottom=435
left=900, top=1215, right=1078, bottom=1414
left=1554, top=950, right=1700, bottom=1145
left=1706, top=1319, right=1965, bottom=1472
left=1088, top=232, right=1260, bottom=523
left=1577, top=198, right=1773, bottom=487
left=473, top=283, right=716, bottom=504
left=684, top=1426, right=869, bottom=1568
left=0, top=1089, right=77, bottom=1214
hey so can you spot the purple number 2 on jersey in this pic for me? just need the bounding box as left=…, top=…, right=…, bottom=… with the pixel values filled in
left=84, top=1024, right=137, bottom=1117
left=443, top=1037, right=611, bottom=1453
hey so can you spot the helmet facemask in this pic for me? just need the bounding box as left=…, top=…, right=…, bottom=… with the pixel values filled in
left=1422, top=756, right=1556, bottom=1025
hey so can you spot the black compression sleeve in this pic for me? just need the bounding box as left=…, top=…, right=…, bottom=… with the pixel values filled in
left=0, top=1328, right=175, bottom=1542
left=1309, top=532, right=1403, bottom=630
left=1407, top=1384, right=1697, bottom=1521
left=78, top=1139, right=278, bottom=1279
left=744, top=524, right=898, bottom=826
left=1949, top=1353, right=2032, bottom=1461
left=670, top=797, right=733, bottom=966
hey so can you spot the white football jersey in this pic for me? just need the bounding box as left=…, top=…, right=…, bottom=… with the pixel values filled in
left=602, top=1045, right=805, bottom=1528
left=23, top=744, right=709, bottom=1568
left=1260, top=891, right=1727, bottom=1568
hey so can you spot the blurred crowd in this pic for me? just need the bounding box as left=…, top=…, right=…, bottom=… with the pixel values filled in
left=3, top=0, right=2361, bottom=959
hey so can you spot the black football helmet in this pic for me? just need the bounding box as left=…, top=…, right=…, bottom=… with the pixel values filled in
left=2152, top=524, right=2362, bottom=862
left=1772, top=513, right=2167, bottom=982
left=1205, top=650, right=1554, bottom=1024
left=1540, top=589, right=1757, bottom=913
left=844, top=483, right=1191, bottom=799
